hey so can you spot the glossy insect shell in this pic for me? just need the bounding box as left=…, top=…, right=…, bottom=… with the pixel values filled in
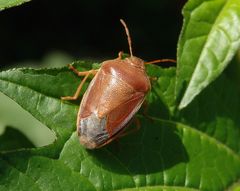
left=77, top=56, right=151, bottom=149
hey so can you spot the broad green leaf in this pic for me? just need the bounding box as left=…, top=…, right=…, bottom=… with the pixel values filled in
left=176, top=0, right=240, bottom=109
left=0, top=66, right=79, bottom=136
left=0, top=126, right=34, bottom=151
left=0, top=0, right=31, bottom=11
left=1, top=62, right=240, bottom=190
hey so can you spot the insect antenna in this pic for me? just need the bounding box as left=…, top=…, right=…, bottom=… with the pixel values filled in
left=120, top=19, right=133, bottom=57
left=145, top=59, right=176, bottom=65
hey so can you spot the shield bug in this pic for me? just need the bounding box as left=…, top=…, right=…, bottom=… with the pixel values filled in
left=61, top=19, right=175, bottom=149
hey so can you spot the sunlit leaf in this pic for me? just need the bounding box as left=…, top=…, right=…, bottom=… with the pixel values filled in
left=176, top=0, right=240, bottom=109
left=0, top=0, right=31, bottom=11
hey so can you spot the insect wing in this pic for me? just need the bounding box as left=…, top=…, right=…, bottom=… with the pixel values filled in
left=106, top=92, right=145, bottom=137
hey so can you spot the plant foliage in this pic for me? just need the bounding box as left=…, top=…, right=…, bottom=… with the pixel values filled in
left=1, top=0, right=240, bottom=190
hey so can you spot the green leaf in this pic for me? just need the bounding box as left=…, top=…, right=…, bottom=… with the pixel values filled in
left=0, top=66, right=78, bottom=136
left=176, top=0, right=240, bottom=109
left=0, top=159, right=40, bottom=190
left=229, top=183, right=240, bottom=191
left=25, top=156, right=95, bottom=191
left=146, top=66, right=176, bottom=116
left=0, top=126, right=34, bottom=151
left=59, top=120, right=240, bottom=191
left=1, top=62, right=240, bottom=190
left=0, top=0, right=31, bottom=11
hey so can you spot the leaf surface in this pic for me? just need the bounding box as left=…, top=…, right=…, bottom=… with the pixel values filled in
left=0, top=62, right=240, bottom=190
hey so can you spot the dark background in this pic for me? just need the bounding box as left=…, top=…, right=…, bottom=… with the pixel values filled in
left=0, top=0, right=186, bottom=69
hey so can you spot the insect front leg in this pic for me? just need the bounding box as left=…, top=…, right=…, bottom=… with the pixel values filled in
left=61, top=65, right=98, bottom=101
left=68, top=64, right=98, bottom=76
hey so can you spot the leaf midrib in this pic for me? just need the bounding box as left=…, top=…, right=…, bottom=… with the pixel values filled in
left=0, top=76, right=65, bottom=101
left=114, top=185, right=199, bottom=191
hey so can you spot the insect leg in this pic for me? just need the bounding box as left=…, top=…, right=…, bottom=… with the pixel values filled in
left=148, top=76, right=158, bottom=81
left=137, top=101, right=154, bottom=123
left=61, top=69, right=96, bottom=101
left=68, top=64, right=98, bottom=76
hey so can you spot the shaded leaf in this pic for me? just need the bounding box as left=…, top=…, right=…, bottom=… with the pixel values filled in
left=0, top=159, right=40, bottom=190
left=179, top=69, right=240, bottom=153
left=59, top=119, right=240, bottom=191
left=0, top=126, right=34, bottom=151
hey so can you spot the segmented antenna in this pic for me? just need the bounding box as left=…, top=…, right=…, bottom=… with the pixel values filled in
left=120, top=19, right=133, bottom=57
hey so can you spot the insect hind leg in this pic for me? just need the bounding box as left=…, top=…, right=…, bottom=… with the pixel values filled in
left=61, top=65, right=98, bottom=101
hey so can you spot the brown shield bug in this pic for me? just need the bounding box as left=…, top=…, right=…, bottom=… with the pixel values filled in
left=61, top=19, right=175, bottom=149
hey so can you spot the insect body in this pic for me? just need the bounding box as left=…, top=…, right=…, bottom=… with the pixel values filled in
left=62, top=19, right=174, bottom=149
left=77, top=53, right=150, bottom=149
